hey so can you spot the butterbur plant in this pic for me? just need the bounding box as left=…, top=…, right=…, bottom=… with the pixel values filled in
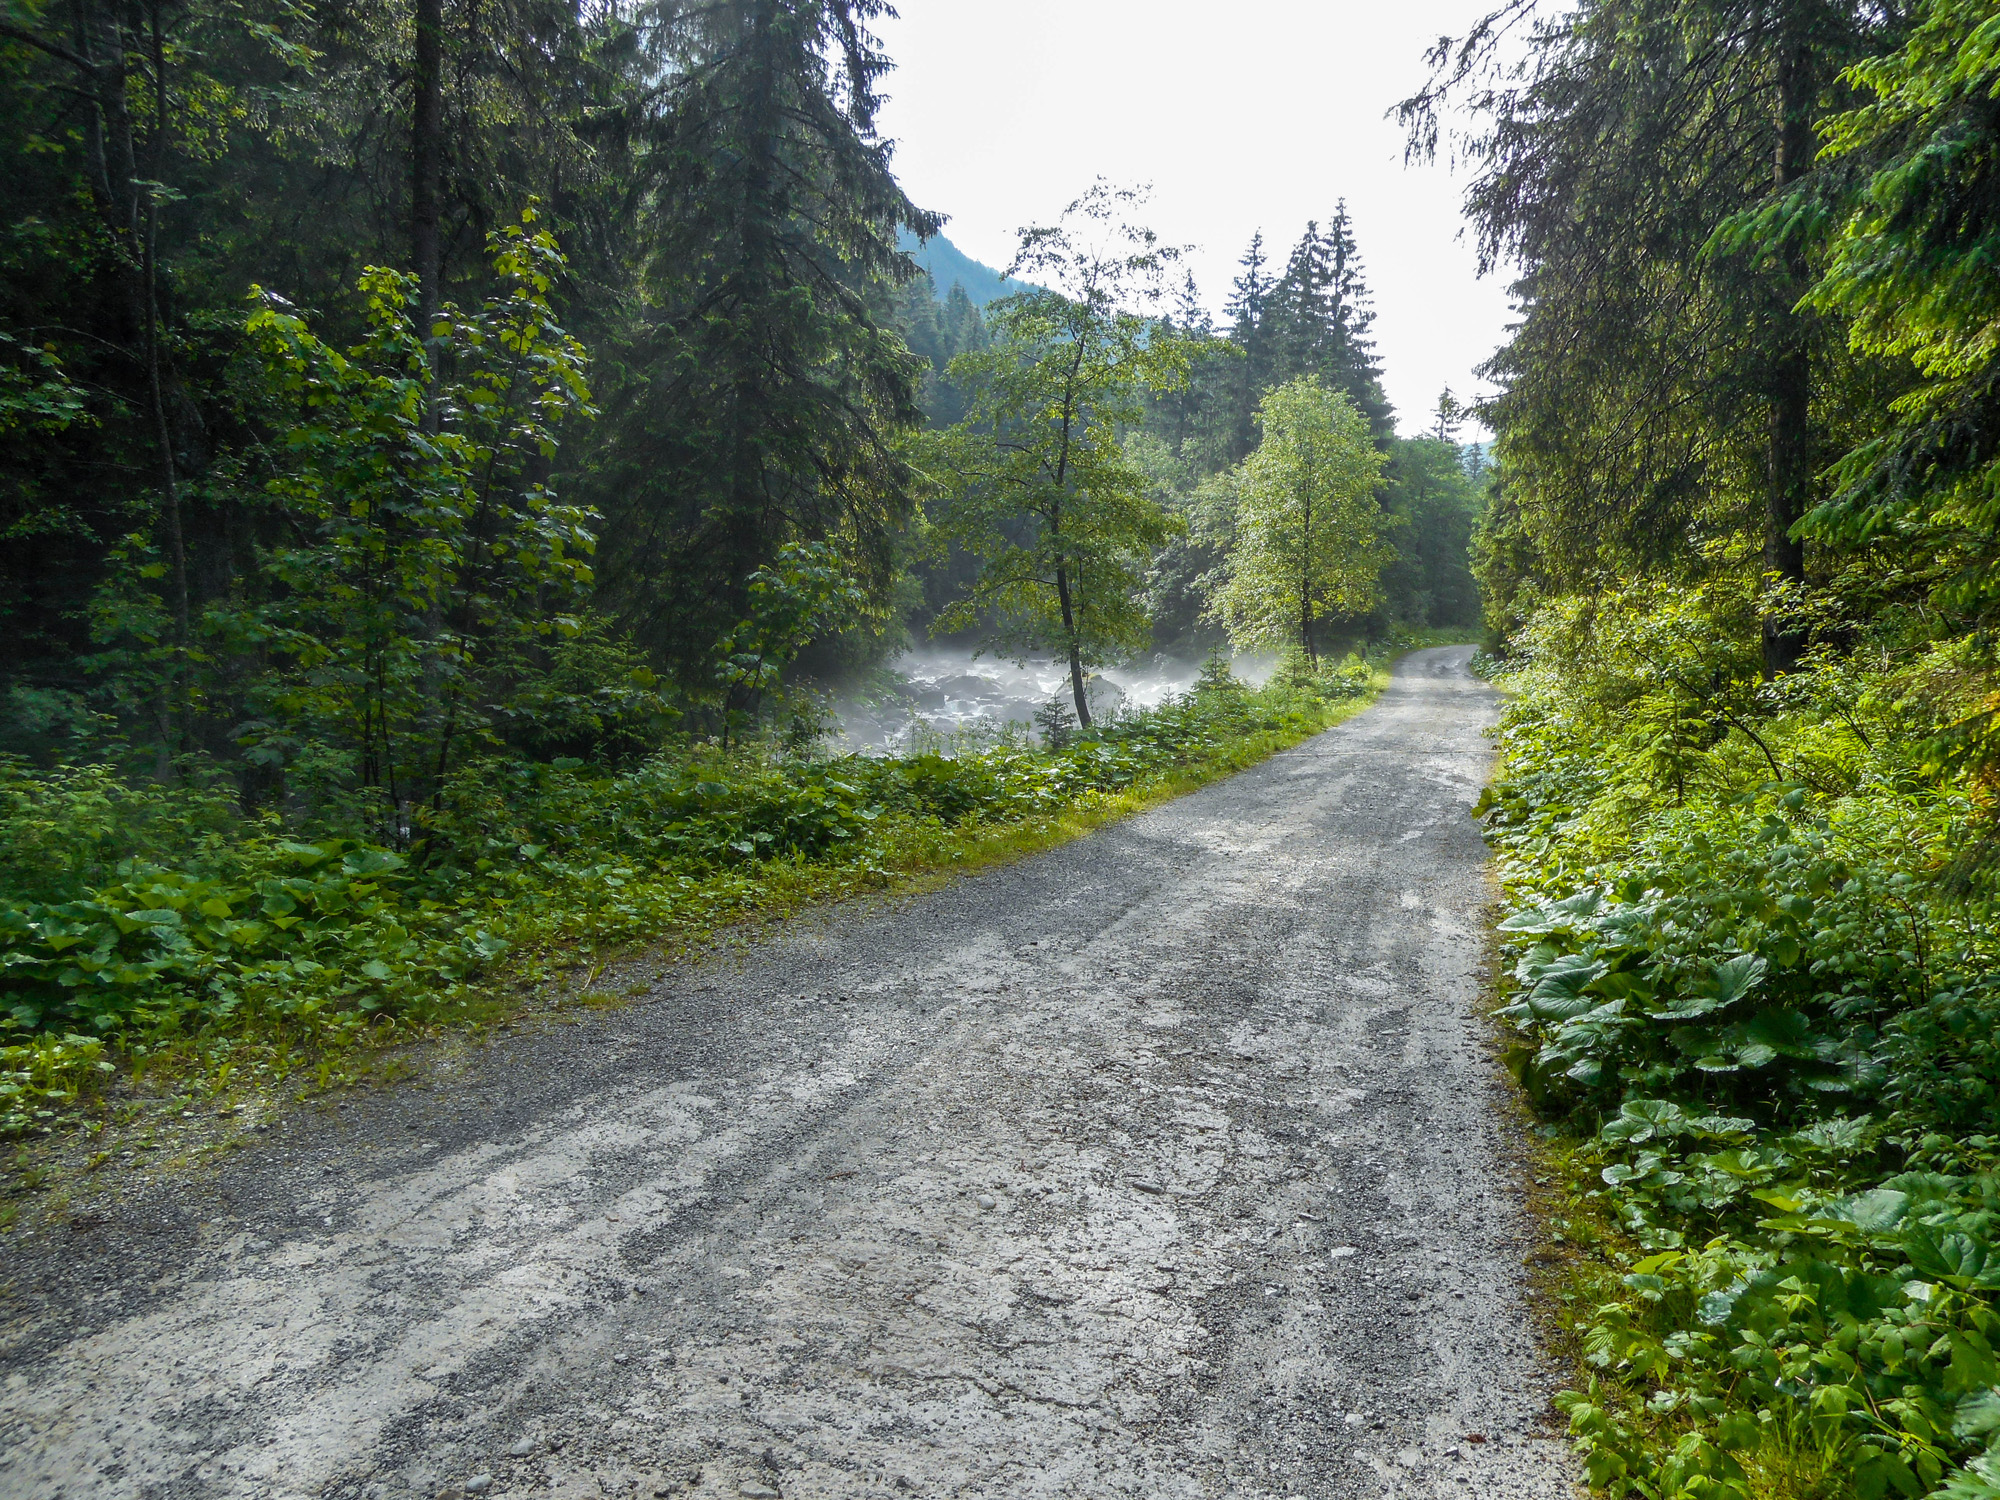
left=1482, top=626, right=2000, bottom=1500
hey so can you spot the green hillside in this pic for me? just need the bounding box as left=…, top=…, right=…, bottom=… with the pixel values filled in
left=896, top=229, right=1027, bottom=307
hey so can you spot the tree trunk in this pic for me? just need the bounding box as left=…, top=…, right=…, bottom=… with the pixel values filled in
left=1764, top=351, right=1810, bottom=676
left=142, top=0, right=188, bottom=700
left=83, top=0, right=189, bottom=755
left=1055, top=562, right=1090, bottom=728
left=412, top=0, right=444, bottom=341
left=1048, top=322, right=1092, bottom=729
left=1300, top=478, right=1316, bottom=668
left=1763, top=17, right=1815, bottom=679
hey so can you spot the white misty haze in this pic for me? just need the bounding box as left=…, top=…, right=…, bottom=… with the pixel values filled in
left=873, top=0, right=1518, bottom=440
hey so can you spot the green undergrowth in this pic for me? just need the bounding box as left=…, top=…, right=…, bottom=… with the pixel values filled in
left=0, top=648, right=1406, bottom=1207
left=1483, top=607, right=2000, bottom=1499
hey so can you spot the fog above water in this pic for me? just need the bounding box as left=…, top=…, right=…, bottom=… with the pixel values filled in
left=832, top=647, right=1277, bottom=753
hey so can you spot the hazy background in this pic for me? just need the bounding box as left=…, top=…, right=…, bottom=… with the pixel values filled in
left=874, top=0, right=1517, bottom=441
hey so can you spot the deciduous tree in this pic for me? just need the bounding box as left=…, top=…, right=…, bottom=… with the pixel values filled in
left=933, top=184, right=1192, bottom=727
left=1206, top=377, right=1388, bottom=665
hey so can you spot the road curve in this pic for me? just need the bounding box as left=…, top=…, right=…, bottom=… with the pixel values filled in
left=0, top=645, right=1575, bottom=1500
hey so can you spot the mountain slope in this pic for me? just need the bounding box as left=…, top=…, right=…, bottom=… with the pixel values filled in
left=897, top=229, right=1027, bottom=308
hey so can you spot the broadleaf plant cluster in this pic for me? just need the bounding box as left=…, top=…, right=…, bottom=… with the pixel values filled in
left=1483, top=612, right=2000, bottom=1499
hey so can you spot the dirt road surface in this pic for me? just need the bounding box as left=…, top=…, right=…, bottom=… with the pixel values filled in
left=0, top=646, right=1575, bottom=1500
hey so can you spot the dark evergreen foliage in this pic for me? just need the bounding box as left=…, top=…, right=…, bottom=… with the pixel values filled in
left=586, top=0, right=940, bottom=686
left=1405, top=0, right=1887, bottom=671
left=0, top=0, right=645, bottom=767
left=1265, top=207, right=1394, bottom=440
left=1379, top=437, right=1487, bottom=629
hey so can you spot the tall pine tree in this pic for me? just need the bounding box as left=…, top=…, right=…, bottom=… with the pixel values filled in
left=1266, top=206, right=1394, bottom=439
left=1223, top=232, right=1277, bottom=463
left=1218, top=210, right=1394, bottom=463
left=588, top=0, right=940, bottom=683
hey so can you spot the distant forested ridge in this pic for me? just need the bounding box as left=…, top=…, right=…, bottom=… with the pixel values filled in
left=894, top=230, right=1028, bottom=309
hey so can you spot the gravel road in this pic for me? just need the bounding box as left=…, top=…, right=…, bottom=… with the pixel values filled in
left=0, top=645, right=1575, bottom=1500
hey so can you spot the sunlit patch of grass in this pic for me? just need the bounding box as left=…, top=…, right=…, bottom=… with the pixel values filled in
left=1738, top=1420, right=1859, bottom=1500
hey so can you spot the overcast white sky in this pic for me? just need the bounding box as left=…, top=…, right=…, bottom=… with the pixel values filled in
left=873, top=0, right=1519, bottom=439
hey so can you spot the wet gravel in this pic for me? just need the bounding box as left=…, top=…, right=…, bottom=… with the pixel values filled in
left=0, top=646, right=1576, bottom=1499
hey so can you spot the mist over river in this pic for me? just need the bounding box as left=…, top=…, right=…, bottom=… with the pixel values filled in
left=831, top=647, right=1278, bottom=752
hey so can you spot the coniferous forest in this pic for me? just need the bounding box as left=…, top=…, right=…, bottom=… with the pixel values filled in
left=0, top=3, right=1481, bottom=781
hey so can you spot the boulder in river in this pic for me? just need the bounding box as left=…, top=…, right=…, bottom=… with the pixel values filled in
left=933, top=673, right=1005, bottom=700
left=1084, top=677, right=1127, bottom=717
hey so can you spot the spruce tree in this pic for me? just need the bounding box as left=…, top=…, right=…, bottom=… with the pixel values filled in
left=1404, top=0, right=1879, bottom=673
left=1224, top=232, right=1277, bottom=463
left=588, top=0, right=941, bottom=683
left=1267, top=207, right=1394, bottom=439
left=1158, top=270, right=1220, bottom=457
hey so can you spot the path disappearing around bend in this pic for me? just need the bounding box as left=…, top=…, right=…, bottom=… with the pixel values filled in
left=0, top=646, right=1576, bottom=1500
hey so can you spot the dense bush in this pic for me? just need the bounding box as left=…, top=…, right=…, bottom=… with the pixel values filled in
left=0, top=759, right=251, bottom=905
left=1485, top=603, right=2000, bottom=1499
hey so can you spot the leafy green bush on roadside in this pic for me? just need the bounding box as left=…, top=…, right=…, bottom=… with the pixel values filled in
left=0, top=757, right=250, bottom=904
left=1486, top=628, right=2000, bottom=1500
left=0, top=841, right=510, bottom=1037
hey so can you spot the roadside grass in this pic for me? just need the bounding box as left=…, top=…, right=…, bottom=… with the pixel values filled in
left=0, top=649, right=1431, bottom=1225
